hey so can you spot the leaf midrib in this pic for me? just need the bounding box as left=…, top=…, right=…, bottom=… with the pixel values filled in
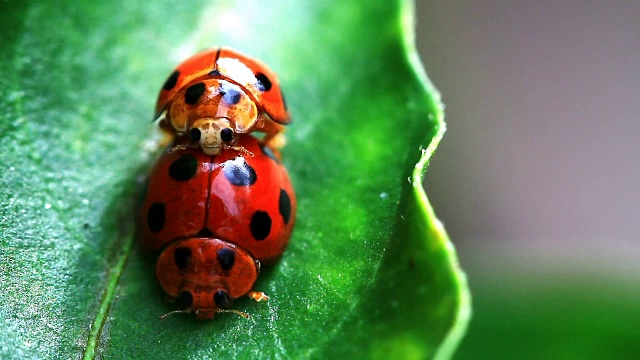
left=82, top=231, right=135, bottom=360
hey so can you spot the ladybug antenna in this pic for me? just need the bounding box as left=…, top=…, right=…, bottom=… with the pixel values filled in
left=217, top=309, right=251, bottom=319
left=222, top=144, right=254, bottom=157
left=159, top=308, right=191, bottom=320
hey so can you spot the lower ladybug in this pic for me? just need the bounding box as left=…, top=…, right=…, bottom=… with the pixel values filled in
left=140, top=135, right=296, bottom=319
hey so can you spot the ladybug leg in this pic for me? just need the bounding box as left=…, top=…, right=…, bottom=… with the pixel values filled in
left=247, top=291, right=269, bottom=302
left=158, top=128, right=175, bottom=148
left=153, top=112, right=179, bottom=149
left=264, top=132, right=286, bottom=151
left=258, top=119, right=286, bottom=154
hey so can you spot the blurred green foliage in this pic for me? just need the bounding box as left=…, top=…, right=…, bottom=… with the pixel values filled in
left=456, top=250, right=639, bottom=359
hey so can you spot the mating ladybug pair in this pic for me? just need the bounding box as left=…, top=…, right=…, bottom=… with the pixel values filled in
left=140, top=48, right=296, bottom=319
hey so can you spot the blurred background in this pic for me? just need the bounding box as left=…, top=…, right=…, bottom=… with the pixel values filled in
left=416, top=1, right=640, bottom=358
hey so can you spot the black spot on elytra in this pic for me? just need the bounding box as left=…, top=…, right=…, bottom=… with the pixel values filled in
left=250, top=211, right=272, bottom=241
left=184, top=82, right=206, bottom=105
left=147, top=203, right=165, bottom=233
left=168, top=154, right=198, bottom=182
left=214, top=290, right=232, bottom=308
left=279, top=189, right=292, bottom=225
left=255, top=72, right=272, bottom=92
left=217, top=248, right=236, bottom=271
left=177, top=291, right=193, bottom=309
left=223, top=159, right=257, bottom=186
left=163, top=71, right=179, bottom=91
left=220, top=83, right=242, bottom=105
left=174, top=247, right=192, bottom=269
left=259, top=144, right=279, bottom=163
left=208, top=69, right=222, bottom=76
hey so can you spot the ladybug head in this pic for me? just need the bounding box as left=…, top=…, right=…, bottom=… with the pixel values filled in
left=160, top=286, right=249, bottom=320
left=155, top=238, right=259, bottom=320
left=188, top=118, right=236, bottom=155
left=158, top=77, right=261, bottom=143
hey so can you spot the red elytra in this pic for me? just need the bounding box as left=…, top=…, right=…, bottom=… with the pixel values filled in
left=154, top=48, right=291, bottom=155
left=140, top=136, right=296, bottom=319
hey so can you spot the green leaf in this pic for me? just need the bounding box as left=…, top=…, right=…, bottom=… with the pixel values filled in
left=0, top=0, right=470, bottom=358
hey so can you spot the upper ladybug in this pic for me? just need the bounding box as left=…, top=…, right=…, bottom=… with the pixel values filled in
left=154, top=48, right=291, bottom=156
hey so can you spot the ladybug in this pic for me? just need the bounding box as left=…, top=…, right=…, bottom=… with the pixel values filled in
left=154, top=47, right=291, bottom=156
left=140, top=135, right=296, bottom=319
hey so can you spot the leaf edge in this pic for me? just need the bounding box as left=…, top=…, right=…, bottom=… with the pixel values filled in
left=401, top=1, right=472, bottom=358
